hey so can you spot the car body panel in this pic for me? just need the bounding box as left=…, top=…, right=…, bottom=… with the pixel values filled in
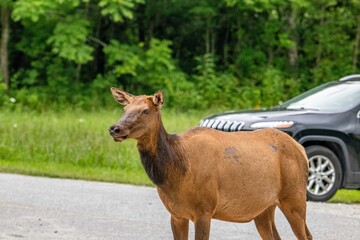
left=200, top=76, right=360, bottom=190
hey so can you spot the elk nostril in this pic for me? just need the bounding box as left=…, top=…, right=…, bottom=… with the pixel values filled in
left=109, top=125, right=121, bottom=135
left=109, top=125, right=122, bottom=134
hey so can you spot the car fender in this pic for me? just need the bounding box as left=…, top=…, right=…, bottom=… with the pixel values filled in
left=298, top=135, right=351, bottom=187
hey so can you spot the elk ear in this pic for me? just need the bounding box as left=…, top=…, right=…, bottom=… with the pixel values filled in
left=111, top=88, right=133, bottom=105
left=153, top=90, right=164, bottom=107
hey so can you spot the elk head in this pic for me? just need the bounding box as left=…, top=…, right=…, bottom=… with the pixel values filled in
left=109, top=88, right=164, bottom=142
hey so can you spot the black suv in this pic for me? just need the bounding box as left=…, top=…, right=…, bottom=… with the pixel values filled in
left=200, top=74, right=360, bottom=202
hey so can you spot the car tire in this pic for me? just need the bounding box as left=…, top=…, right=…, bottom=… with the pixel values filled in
left=305, top=145, right=342, bottom=202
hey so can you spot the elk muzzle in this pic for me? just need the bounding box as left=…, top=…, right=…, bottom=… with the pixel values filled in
left=109, top=124, right=129, bottom=142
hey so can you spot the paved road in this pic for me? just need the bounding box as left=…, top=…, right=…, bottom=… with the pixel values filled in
left=0, top=173, right=359, bottom=240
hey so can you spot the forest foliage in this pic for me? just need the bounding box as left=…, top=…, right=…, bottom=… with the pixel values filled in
left=1, top=0, right=360, bottom=111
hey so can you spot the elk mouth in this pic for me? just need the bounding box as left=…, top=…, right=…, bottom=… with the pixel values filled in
left=113, top=135, right=128, bottom=142
left=109, top=125, right=129, bottom=142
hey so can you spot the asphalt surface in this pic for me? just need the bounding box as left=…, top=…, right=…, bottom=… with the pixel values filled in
left=0, top=173, right=359, bottom=240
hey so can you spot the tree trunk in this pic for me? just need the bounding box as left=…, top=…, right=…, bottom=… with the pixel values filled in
left=316, top=9, right=325, bottom=66
left=205, top=17, right=210, bottom=54
left=76, top=63, right=82, bottom=82
left=0, top=6, right=10, bottom=90
left=234, top=18, right=241, bottom=56
left=288, top=6, right=298, bottom=70
left=223, top=27, right=229, bottom=67
left=353, top=16, right=360, bottom=72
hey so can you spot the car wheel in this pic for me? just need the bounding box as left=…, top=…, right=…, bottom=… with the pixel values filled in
left=305, top=145, right=342, bottom=202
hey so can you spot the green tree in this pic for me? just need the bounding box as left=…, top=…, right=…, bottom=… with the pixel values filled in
left=1, top=0, right=360, bottom=110
left=0, top=0, right=12, bottom=90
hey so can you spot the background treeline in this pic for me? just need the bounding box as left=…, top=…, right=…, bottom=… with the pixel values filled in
left=1, top=0, right=360, bottom=111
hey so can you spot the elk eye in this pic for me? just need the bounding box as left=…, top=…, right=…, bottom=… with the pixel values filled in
left=143, top=109, right=150, bottom=114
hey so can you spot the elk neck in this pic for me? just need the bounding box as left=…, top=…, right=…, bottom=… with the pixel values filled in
left=136, top=113, right=187, bottom=186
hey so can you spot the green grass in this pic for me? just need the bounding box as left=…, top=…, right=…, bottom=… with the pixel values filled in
left=1, top=109, right=359, bottom=203
left=329, top=189, right=360, bottom=204
left=0, top=109, right=206, bottom=185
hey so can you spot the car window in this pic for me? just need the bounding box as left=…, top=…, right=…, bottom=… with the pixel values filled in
left=280, top=82, right=360, bottom=112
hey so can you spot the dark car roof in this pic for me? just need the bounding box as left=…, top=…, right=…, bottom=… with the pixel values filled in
left=339, top=74, right=360, bottom=81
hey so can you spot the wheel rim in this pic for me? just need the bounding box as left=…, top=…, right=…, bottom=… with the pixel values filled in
left=307, top=155, right=336, bottom=196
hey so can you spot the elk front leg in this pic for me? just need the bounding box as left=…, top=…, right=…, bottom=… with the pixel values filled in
left=171, top=215, right=189, bottom=240
left=194, top=214, right=212, bottom=240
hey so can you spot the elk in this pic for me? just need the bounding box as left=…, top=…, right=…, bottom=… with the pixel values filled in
left=109, top=88, right=312, bottom=240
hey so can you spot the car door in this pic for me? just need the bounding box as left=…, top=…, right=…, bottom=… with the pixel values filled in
left=353, top=107, right=360, bottom=183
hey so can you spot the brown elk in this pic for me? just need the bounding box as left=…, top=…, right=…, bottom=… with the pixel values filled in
left=109, top=88, right=312, bottom=240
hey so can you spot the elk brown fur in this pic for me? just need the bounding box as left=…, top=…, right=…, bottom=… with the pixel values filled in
left=109, top=88, right=312, bottom=240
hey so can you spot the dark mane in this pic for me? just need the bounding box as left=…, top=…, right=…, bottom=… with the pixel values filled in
left=138, top=131, right=187, bottom=185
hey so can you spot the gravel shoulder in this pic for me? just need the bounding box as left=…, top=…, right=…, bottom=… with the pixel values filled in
left=0, top=173, right=359, bottom=239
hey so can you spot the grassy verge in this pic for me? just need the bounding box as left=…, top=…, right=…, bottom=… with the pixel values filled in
left=0, top=109, right=206, bottom=186
left=1, top=109, right=359, bottom=203
left=329, top=189, right=360, bottom=204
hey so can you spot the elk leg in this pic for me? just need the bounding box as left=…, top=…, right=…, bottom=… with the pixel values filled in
left=305, top=223, right=313, bottom=240
left=278, top=199, right=311, bottom=240
left=171, top=215, right=189, bottom=240
left=194, top=214, right=212, bottom=240
left=254, top=205, right=281, bottom=240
